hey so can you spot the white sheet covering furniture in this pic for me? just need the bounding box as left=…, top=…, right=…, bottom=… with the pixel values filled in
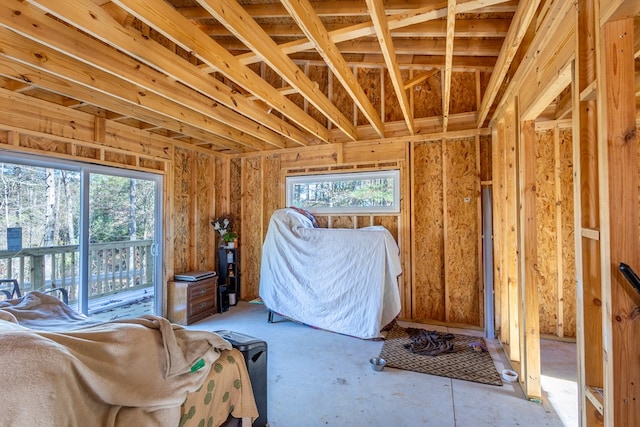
left=259, top=208, right=402, bottom=339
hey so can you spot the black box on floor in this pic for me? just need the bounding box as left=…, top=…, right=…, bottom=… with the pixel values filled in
left=215, top=330, right=268, bottom=427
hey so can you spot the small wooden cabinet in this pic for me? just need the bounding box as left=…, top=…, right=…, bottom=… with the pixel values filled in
left=167, top=277, right=217, bottom=325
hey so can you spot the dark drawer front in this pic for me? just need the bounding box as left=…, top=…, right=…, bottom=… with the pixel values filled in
left=187, top=279, right=216, bottom=318
left=189, top=296, right=216, bottom=317
left=188, top=280, right=215, bottom=300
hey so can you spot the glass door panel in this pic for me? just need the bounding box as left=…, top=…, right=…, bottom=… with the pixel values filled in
left=0, top=162, right=81, bottom=312
left=87, top=173, right=157, bottom=320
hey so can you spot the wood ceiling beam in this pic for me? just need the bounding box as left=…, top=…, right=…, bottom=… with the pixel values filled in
left=110, top=0, right=330, bottom=143
left=193, top=0, right=358, bottom=141
left=367, top=0, right=413, bottom=134
left=226, top=38, right=503, bottom=67
left=476, top=0, right=541, bottom=127
left=177, top=0, right=517, bottom=19
left=281, top=0, right=385, bottom=138
left=233, top=0, right=509, bottom=66
left=0, top=57, right=250, bottom=153
left=330, top=111, right=479, bottom=143
left=198, top=19, right=511, bottom=39
left=9, top=0, right=303, bottom=149
left=442, top=0, right=457, bottom=133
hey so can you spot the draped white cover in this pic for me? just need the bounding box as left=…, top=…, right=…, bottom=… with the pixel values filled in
left=259, top=208, right=402, bottom=339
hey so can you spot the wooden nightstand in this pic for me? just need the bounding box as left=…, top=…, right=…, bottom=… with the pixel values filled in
left=167, top=276, right=217, bottom=325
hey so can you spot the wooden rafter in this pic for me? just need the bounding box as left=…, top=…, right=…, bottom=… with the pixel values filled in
left=366, top=0, right=414, bottom=134
left=476, top=0, right=541, bottom=127
left=14, top=0, right=309, bottom=148
left=233, top=0, right=510, bottom=66
left=193, top=0, right=357, bottom=141
left=177, top=0, right=518, bottom=20
left=0, top=62, right=241, bottom=153
left=197, top=19, right=511, bottom=39
left=107, top=0, right=330, bottom=143
left=442, top=0, right=457, bottom=133
left=280, top=0, right=385, bottom=138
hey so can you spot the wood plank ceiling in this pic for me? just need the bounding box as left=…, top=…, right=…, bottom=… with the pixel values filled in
left=0, top=0, right=616, bottom=155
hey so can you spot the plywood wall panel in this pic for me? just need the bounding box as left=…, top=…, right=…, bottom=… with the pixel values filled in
left=450, top=72, right=478, bottom=115
left=559, top=128, right=576, bottom=337
left=18, top=134, right=72, bottom=155
left=263, top=154, right=282, bottom=239
left=413, top=72, right=442, bottom=119
left=241, top=156, right=263, bottom=300
left=535, top=130, right=559, bottom=335
left=384, top=69, right=405, bottom=123
left=357, top=68, right=382, bottom=126
left=195, top=153, right=214, bottom=271
left=331, top=215, right=355, bottom=229
left=444, top=138, right=480, bottom=325
left=332, top=72, right=354, bottom=125
left=357, top=215, right=373, bottom=228
left=412, top=141, right=445, bottom=321
left=173, top=147, right=192, bottom=274
left=307, top=65, right=328, bottom=127
left=374, top=216, right=399, bottom=242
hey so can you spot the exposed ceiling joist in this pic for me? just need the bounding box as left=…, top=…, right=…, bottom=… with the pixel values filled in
left=110, top=0, right=331, bottom=143
left=281, top=0, right=385, bottom=138
left=194, top=0, right=359, bottom=141
left=367, top=0, right=414, bottom=134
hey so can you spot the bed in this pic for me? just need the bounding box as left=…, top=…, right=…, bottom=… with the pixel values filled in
left=0, top=291, right=258, bottom=427
left=259, top=208, right=402, bottom=339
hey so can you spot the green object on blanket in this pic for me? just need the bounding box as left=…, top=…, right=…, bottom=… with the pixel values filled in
left=191, top=358, right=205, bottom=372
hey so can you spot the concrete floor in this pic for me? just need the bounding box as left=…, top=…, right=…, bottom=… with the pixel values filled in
left=189, top=302, right=578, bottom=427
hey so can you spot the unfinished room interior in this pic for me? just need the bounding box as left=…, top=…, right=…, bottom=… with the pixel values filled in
left=0, top=0, right=639, bottom=426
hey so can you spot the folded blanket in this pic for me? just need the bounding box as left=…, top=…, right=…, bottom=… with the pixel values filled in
left=0, top=292, right=231, bottom=426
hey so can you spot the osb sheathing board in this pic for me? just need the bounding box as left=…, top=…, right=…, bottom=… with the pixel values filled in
left=173, top=147, right=193, bottom=274
left=384, top=69, right=405, bottom=123
left=412, top=141, right=445, bottom=321
left=535, top=130, right=559, bottom=335
left=533, top=128, right=576, bottom=337
left=413, top=72, right=442, bottom=119
left=194, top=153, right=214, bottom=272
left=443, top=138, right=480, bottom=325
left=241, top=156, right=263, bottom=300
left=357, top=68, right=382, bottom=126
left=450, top=72, right=478, bottom=115
left=331, top=215, right=355, bottom=229
left=332, top=71, right=355, bottom=125
left=559, top=129, right=575, bottom=337
left=263, top=155, right=282, bottom=239
left=374, top=216, right=399, bottom=242
left=307, top=65, right=328, bottom=127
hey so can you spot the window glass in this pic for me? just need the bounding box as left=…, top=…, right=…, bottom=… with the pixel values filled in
left=286, top=170, right=400, bottom=214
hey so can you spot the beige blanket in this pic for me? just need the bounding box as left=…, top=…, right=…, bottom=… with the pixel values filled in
left=0, top=292, right=232, bottom=426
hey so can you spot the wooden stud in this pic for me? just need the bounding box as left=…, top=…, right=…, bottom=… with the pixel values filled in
left=521, top=119, right=541, bottom=399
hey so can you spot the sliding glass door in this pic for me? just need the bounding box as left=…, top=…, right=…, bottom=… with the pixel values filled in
left=0, top=153, right=162, bottom=318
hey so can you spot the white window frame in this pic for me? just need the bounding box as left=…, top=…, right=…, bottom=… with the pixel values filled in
left=286, top=169, right=400, bottom=214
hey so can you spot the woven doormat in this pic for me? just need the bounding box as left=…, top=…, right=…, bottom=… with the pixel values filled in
left=379, top=324, right=502, bottom=386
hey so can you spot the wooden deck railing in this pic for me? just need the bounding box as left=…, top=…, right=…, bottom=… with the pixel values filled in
left=0, top=240, right=154, bottom=304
